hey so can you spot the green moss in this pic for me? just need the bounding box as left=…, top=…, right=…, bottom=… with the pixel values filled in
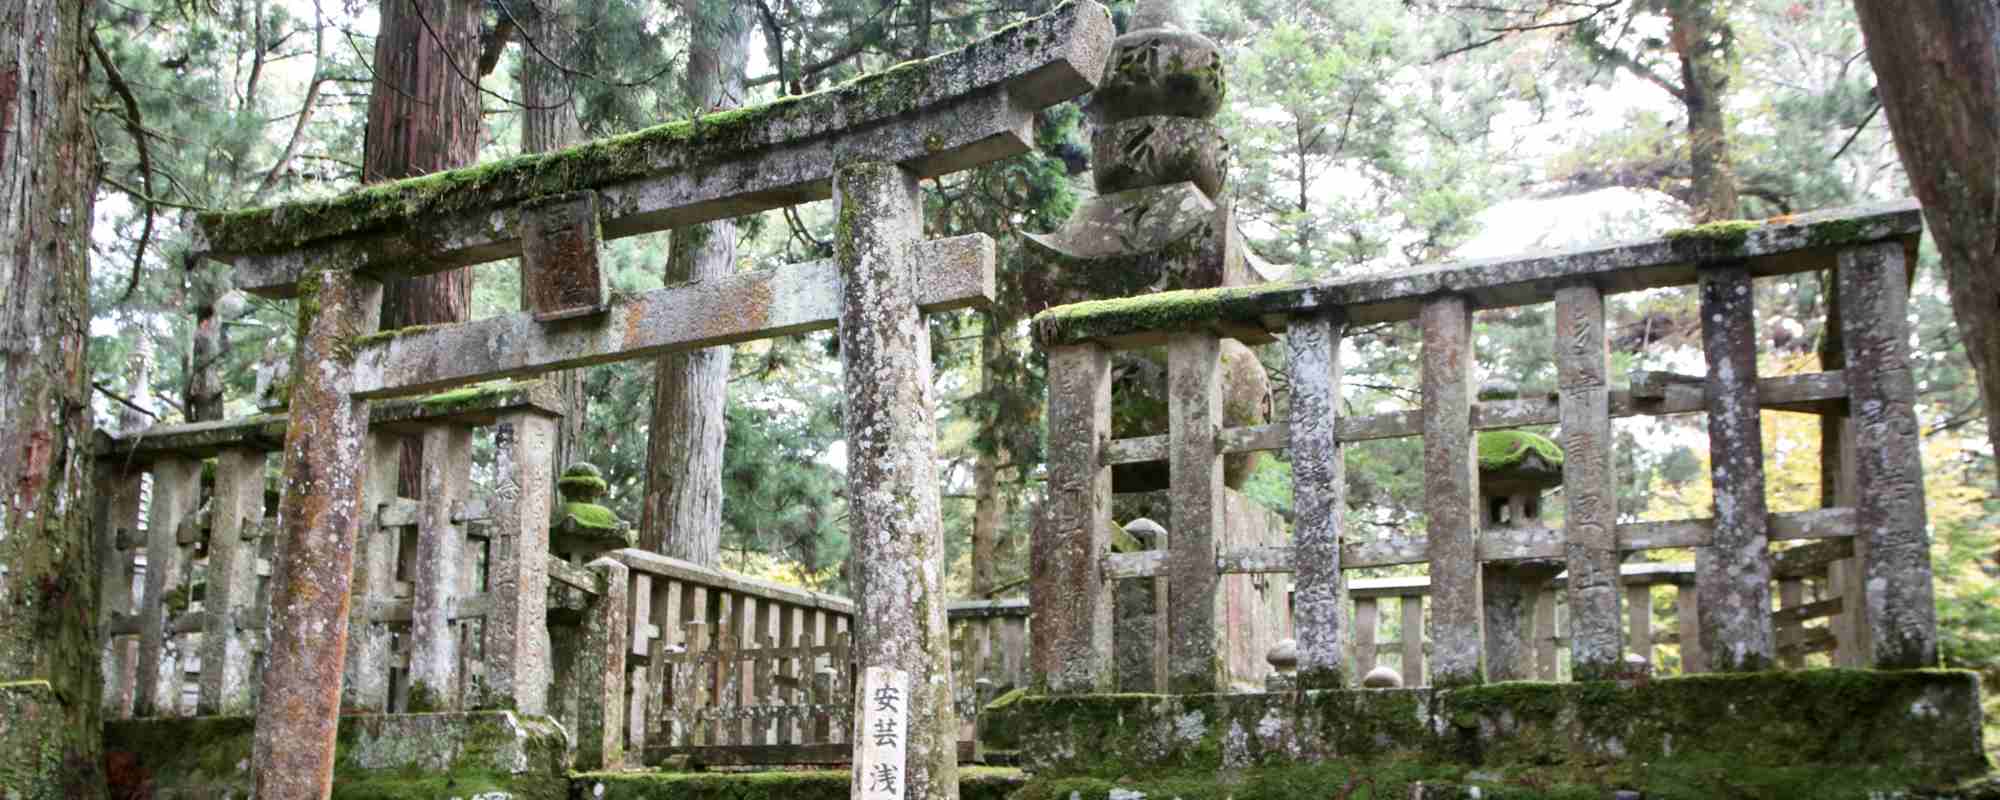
left=1477, top=430, right=1564, bottom=470
left=1033, top=284, right=1276, bottom=344
left=1663, top=219, right=1762, bottom=248
left=1109, top=521, right=1144, bottom=553
left=1805, top=216, right=1874, bottom=248
left=575, top=768, right=1025, bottom=800
left=349, top=322, right=450, bottom=350
left=560, top=501, right=622, bottom=531
left=1011, top=760, right=1959, bottom=800
left=197, top=2, right=1087, bottom=257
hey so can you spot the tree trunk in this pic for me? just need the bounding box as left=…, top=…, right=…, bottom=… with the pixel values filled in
left=364, top=0, right=484, bottom=493
left=1852, top=0, right=2000, bottom=492
left=971, top=312, right=1010, bottom=597
left=638, top=0, right=750, bottom=564
left=186, top=256, right=232, bottom=422
left=1668, top=0, right=1739, bottom=222
left=0, top=0, right=105, bottom=796
left=520, top=0, right=590, bottom=473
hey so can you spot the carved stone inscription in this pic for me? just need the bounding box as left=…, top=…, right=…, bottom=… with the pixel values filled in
left=1555, top=283, right=1623, bottom=679
left=520, top=190, right=608, bottom=322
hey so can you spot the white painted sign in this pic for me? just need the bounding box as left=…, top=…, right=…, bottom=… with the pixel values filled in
left=853, top=666, right=910, bottom=800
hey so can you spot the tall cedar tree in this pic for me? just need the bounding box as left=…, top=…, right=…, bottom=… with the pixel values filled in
left=1852, top=0, right=2000, bottom=491
left=365, top=0, right=484, bottom=491
left=0, top=1, right=105, bottom=797
left=640, top=0, right=751, bottom=565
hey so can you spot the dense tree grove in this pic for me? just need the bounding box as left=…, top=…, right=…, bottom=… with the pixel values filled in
left=64, top=0, right=2000, bottom=734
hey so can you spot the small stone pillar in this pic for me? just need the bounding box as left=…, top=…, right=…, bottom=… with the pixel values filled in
left=1475, top=428, right=1566, bottom=682
left=1113, top=518, right=1166, bottom=691
left=476, top=408, right=557, bottom=715
left=574, top=556, right=629, bottom=770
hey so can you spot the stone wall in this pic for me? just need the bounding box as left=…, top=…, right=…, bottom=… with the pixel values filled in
left=980, top=669, right=1989, bottom=798
left=104, top=711, right=567, bottom=800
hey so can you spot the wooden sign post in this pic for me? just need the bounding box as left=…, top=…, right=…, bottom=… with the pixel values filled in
left=854, top=666, right=911, bottom=800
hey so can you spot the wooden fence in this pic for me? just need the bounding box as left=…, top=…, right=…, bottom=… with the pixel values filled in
left=1033, top=201, right=1936, bottom=692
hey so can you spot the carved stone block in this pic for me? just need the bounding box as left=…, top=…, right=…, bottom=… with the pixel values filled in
left=519, top=190, right=607, bottom=322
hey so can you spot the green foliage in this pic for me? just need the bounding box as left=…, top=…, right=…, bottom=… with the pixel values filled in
left=1477, top=430, right=1565, bottom=470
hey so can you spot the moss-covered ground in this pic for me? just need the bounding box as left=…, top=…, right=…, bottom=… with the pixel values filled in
left=574, top=766, right=1026, bottom=800
left=1011, top=760, right=1980, bottom=800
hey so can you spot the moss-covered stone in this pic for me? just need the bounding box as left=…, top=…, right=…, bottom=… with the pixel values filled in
left=1476, top=431, right=1564, bottom=471
left=980, top=670, right=1989, bottom=796
left=560, top=501, right=622, bottom=531
left=196, top=1, right=1092, bottom=257
left=1033, top=284, right=1275, bottom=345
left=572, top=766, right=1026, bottom=800
left=103, top=711, right=568, bottom=800
left=1663, top=219, right=1763, bottom=248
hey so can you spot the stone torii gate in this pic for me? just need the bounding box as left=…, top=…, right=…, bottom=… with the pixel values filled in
left=188, top=5, right=1112, bottom=797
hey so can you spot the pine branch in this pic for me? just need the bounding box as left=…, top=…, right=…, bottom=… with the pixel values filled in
left=92, top=30, right=159, bottom=304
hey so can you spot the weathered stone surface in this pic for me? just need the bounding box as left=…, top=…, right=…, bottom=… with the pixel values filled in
left=198, top=448, right=265, bottom=715
left=1113, top=520, right=1163, bottom=692
left=1037, top=344, right=1115, bottom=694
left=409, top=423, right=472, bottom=710
left=351, top=235, right=994, bottom=398
left=1555, top=282, right=1623, bottom=680
left=196, top=0, right=1113, bottom=293
left=1360, top=665, right=1403, bottom=688
left=104, top=710, right=569, bottom=800
left=476, top=410, right=558, bottom=714
left=1089, top=28, right=1225, bottom=122
left=343, top=433, right=398, bottom=713
left=1696, top=263, right=1776, bottom=672
left=0, top=682, right=70, bottom=799
left=979, top=670, right=1988, bottom=787
left=252, top=268, right=382, bottom=800
left=1021, top=183, right=1245, bottom=312
left=1166, top=332, right=1226, bottom=693
left=1287, top=310, right=1347, bottom=689
left=834, top=162, right=958, bottom=800
left=135, top=457, right=197, bottom=718
left=1421, top=296, right=1483, bottom=688
left=1033, top=200, right=1924, bottom=345
left=1090, top=116, right=1226, bottom=197
left=95, top=465, right=145, bottom=720
left=519, top=190, right=609, bottom=321
left=97, top=379, right=562, bottom=461
left=576, top=557, right=630, bottom=770
left=1839, top=241, right=1939, bottom=669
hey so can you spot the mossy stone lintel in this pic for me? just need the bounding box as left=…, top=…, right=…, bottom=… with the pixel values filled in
left=1030, top=200, right=1923, bottom=347
left=195, top=0, right=1100, bottom=258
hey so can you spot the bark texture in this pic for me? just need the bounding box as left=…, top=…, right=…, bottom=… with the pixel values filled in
left=520, top=0, right=590, bottom=470
left=364, top=0, right=482, bottom=491
left=1666, top=0, right=1739, bottom=222
left=641, top=0, right=753, bottom=562
left=1851, top=0, right=2000, bottom=499
left=0, top=0, right=102, bottom=793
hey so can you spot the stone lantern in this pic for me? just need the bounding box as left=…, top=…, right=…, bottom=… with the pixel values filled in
left=1477, top=429, right=1566, bottom=682
left=551, top=462, right=633, bottom=563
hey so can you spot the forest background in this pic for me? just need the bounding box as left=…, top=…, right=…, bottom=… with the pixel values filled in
left=81, top=0, right=1997, bottom=726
